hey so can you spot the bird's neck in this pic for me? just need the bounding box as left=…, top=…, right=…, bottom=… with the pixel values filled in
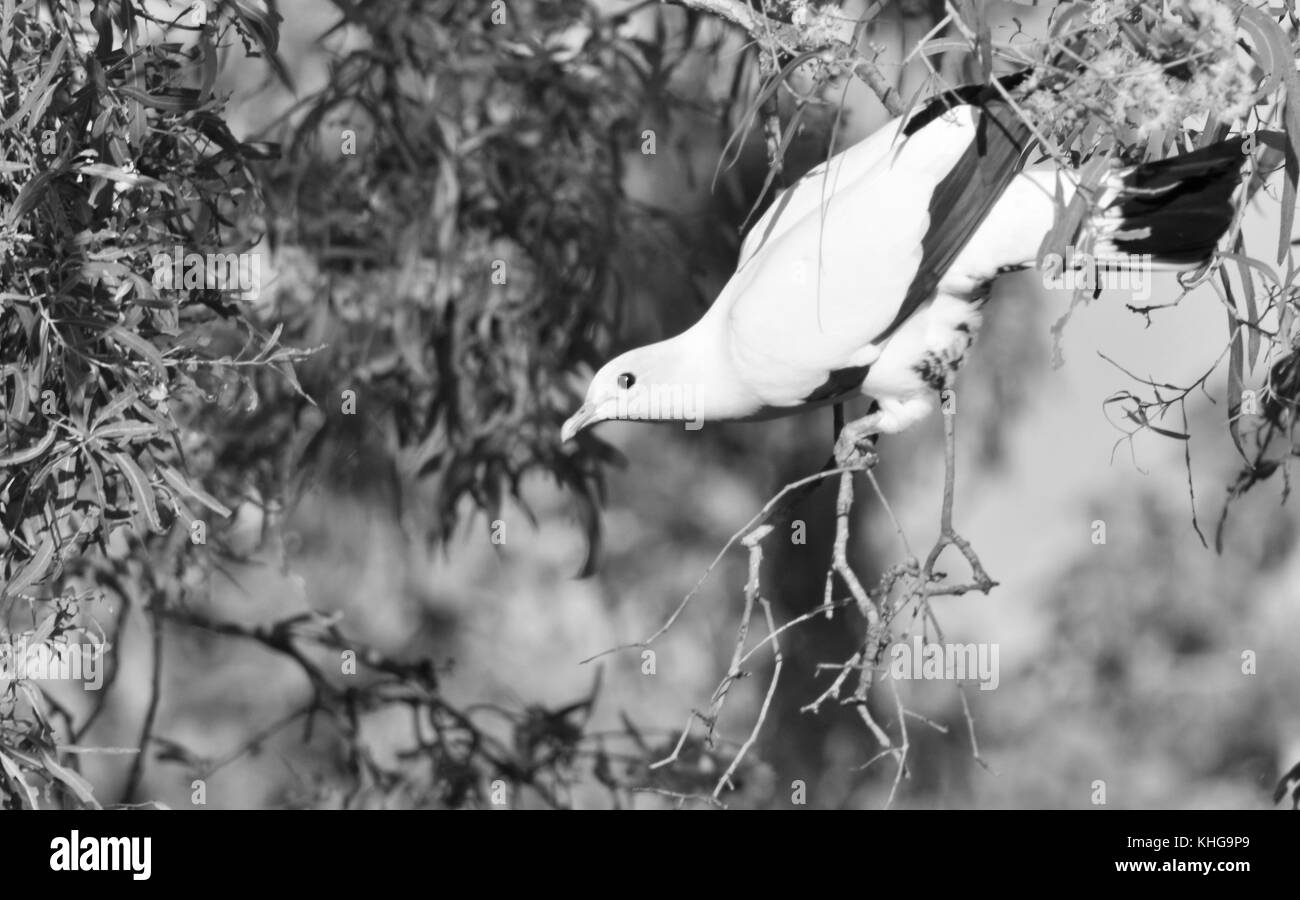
left=655, top=318, right=763, bottom=425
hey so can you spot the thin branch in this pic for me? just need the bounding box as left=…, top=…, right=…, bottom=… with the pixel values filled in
left=711, top=572, right=783, bottom=800
left=920, top=411, right=997, bottom=598
left=121, top=588, right=164, bottom=804
left=580, top=461, right=864, bottom=664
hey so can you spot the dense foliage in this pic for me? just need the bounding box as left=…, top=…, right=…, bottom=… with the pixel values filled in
left=3, top=0, right=1299, bottom=808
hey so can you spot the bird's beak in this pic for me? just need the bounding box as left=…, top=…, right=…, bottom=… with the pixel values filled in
left=561, top=402, right=598, bottom=443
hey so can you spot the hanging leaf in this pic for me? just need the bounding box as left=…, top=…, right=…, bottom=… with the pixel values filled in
left=1037, top=157, right=1109, bottom=268
left=0, top=426, right=57, bottom=466
left=0, top=38, right=67, bottom=131
left=1232, top=236, right=1262, bottom=372
left=1242, top=4, right=1300, bottom=262
left=0, top=750, right=39, bottom=810
left=107, top=326, right=167, bottom=376
left=158, top=463, right=232, bottom=518
left=38, top=751, right=101, bottom=809
left=1224, top=270, right=1249, bottom=462
left=1236, top=3, right=1289, bottom=103
left=90, top=420, right=159, bottom=443
left=110, top=451, right=164, bottom=534
left=89, top=390, right=140, bottom=430
left=3, top=168, right=57, bottom=229
left=2, top=537, right=57, bottom=600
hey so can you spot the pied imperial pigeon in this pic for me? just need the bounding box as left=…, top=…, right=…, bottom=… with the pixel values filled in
left=561, top=72, right=1246, bottom=461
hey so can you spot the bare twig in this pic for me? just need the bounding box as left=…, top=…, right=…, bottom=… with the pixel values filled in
left=121, top=584, right=166, bottom=804
left=920, top=411, right=998, bottom=598
left=711, top=569, right=783, bottom=800
left=580, top=460, right=862, bottom=665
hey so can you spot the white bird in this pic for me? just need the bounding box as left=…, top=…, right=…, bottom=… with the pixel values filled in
left=561, top=76, right=1246, bottom=460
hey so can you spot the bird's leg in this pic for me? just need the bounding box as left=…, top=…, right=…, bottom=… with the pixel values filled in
left=833, top=396, right=937, bottom=468
left=833, top=411, right=880, bottom=470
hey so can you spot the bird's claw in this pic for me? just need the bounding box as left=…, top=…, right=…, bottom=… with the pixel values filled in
left=833, top=428, right=879, bottom=470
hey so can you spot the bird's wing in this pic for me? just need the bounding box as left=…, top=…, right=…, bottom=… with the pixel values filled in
left=721, top=103, right=1029, bottom=410
left=877, top=101, right=1035, bottom=341
left=735, top=116, right=907, bottom=270
left=737, top=71, right=1035, bottom=274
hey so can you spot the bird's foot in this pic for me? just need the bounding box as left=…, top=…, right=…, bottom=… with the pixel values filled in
left=833, top=421, right=879, bottom=470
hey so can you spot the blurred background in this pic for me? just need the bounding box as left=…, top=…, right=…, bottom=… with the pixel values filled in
left=10, top=0, right=1300, bottom=809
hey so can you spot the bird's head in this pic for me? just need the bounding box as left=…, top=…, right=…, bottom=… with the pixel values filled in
left=561, top=342, right=695, bottom=442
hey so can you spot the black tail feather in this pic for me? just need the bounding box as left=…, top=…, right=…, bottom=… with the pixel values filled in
left=1105, top=139, right=1246, bottom=265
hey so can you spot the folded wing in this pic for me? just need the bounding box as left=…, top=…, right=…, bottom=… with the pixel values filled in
left=721, top=102, right=1031, bottom=411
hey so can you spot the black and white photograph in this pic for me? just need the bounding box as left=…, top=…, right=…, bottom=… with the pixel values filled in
left=1, top=0, right=1298, bottom=849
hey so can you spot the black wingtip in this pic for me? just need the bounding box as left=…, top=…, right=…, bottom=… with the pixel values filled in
left=902, top=68, right=1035, bottom=137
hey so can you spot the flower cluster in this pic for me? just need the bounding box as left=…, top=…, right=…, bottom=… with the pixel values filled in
left=1022, top=0, right=1253, bottom=154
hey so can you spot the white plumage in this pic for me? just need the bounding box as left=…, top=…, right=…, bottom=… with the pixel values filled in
left=561, top=82, right=1244, bottom=451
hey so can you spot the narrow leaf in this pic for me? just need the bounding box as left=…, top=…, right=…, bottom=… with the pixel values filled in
left=110, top=452, right=163, bottom=534
left=2, top=537, right=57, bottom=599
left=158, top=464, right=231, bottom=518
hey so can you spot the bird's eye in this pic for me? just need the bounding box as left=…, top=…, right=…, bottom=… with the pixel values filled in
left=617, top=372, right=636, bottom=390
